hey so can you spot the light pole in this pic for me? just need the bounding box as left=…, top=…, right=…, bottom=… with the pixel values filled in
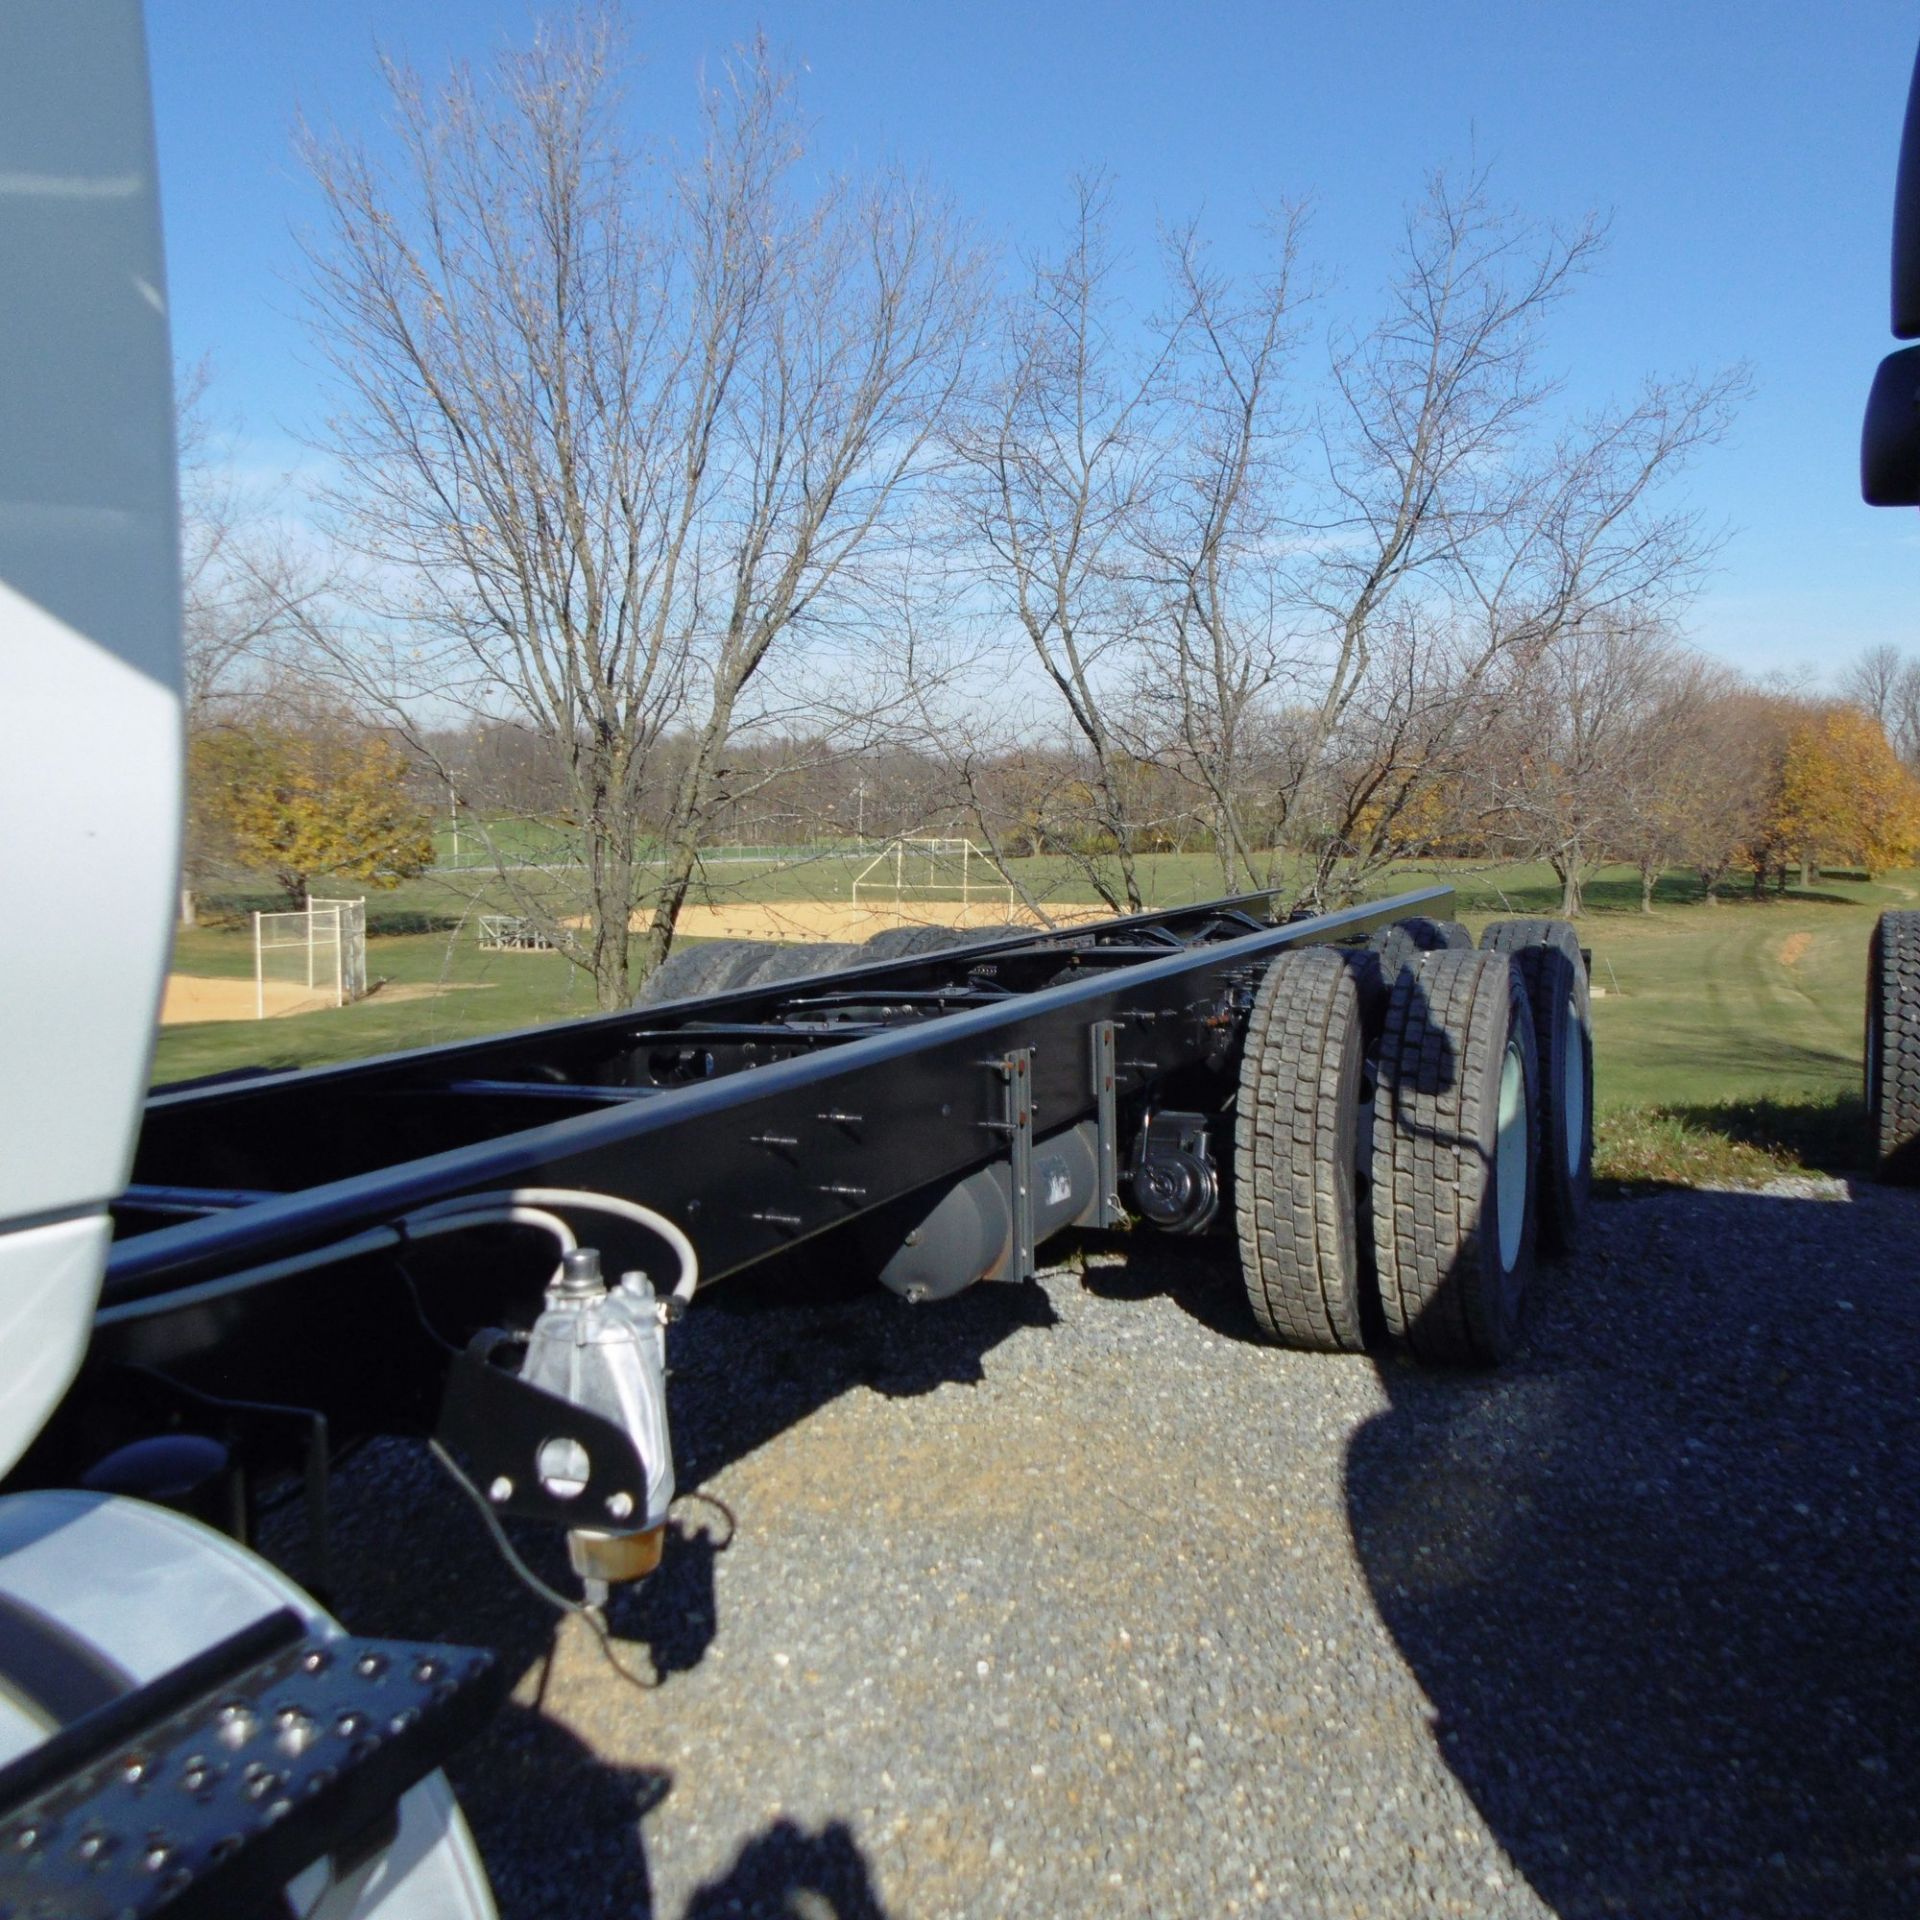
left=856, top=778, right=867, bottom=846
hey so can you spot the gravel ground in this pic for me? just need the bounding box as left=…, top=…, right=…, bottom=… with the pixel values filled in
left=298, top=1179, right=1920, bottom=1919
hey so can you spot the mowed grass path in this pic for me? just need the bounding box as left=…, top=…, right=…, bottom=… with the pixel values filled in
left=1578, top=900, right=1866, bottom=1109
left=1431, top=862, right=1890, bottom=1182
left=156, top=859, right=1904, bottom=1185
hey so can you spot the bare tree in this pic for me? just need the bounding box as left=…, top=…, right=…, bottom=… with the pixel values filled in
left=1889, top=672, right=1920, bottom=772
left=1288, top=171, right=1743, bottom=908
left=1846, top=642, right=1902, bottom=721
left=1653, top=685, right=1788, bottom=904
left=1478, top=616, right=1699, bottom=915
left=178, top=370, right=267, bottom=728
left=1603, top=652, right=1735, bottom=911
left=1843, top=642, right=1920, bottom=767
left=952, top=168, right=1739, bottom=911
left=294, top=17, right=978, bottom=1007
left=952, top=174, right=1187, bottom=912
left=175, top=366, right=343, bottom=922
left=1128, top=210, right=1309, bottom=892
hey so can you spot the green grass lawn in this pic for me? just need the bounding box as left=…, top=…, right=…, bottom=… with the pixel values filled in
left=156, top=925, right=599, bottom=1082
left=159, top=856, right=1902, bottom=1187
left=1461, top=880, right=1885, bottom=1188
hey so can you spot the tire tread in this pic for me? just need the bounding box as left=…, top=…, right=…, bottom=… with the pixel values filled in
left=1233, top=948, right=1374, bottom=1352
left=1869, top=910, right=1920, bottom=1180
left=1371, top=948, right=1538, bottom=1365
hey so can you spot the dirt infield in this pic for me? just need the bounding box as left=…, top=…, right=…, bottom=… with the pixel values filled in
left=160, top=975, right=490, bottom=1026
left=160, top=975, right=332, bottom=1024
left=634, top=899, right=1112, bottom=944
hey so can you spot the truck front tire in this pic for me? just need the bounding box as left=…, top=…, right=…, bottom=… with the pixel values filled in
left=1867, top=909, right=1920, bottom=1181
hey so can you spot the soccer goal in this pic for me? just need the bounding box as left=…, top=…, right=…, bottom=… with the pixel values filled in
left=252, top=897, right=367, bottom=1018
left=850, top=836, right=1015, bottom=911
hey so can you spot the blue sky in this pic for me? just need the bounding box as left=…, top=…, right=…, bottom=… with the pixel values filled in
left=148, top=1, right=1920, bottom=680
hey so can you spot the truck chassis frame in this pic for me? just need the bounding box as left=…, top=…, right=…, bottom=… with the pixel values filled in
left=16, top=887, right=1454, bottom=1564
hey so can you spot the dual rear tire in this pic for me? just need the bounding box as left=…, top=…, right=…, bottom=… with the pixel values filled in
left=1233, top=947, right=1379, bottom=1353
left=1234, top=918, right=1592, bottom=1366
left=1371, top=947, right=1540, bottom=1365
left=1479, top=919, right=1593, bottom=1250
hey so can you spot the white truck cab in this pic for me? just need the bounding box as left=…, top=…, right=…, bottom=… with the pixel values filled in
left=0, top=8, right=497, bottom=1913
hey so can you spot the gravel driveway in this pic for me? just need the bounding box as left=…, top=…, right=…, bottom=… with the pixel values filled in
left=302, top=1180, right=1920, bottom=1919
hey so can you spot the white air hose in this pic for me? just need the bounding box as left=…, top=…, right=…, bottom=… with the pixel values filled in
left=95, top=1188, right=698, bottom=1331
left=402, top=1187, right=701, bottom=1302
left=393, top=1204, right=579, bottom=1280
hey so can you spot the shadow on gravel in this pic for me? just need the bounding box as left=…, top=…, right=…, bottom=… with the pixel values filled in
left=464, top=1695, right=893, bottom=1917
left=464, top=1694, right=669, bottom=1916
left=684, top=1818, right=892, bottom=1919
left=259, top=1246, right=1028, bottom=1918
left=666, top=1250, right=1060, bottom=1494
left=619, top=1505, right=729, bottom=1682
left=1074, top=1228, right=1268, bottom=1343
left=1347, top=1186, right=1920, bottom=1919
left=265, top=1436, right=898, bottom=1918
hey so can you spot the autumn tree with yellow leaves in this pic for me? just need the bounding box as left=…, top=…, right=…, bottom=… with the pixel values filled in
left=189, top=720, right=435, bottom=907
left=1770, top=705, right=1920, bottom=882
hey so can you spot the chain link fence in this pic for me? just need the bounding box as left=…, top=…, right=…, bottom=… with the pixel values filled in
left=252, top=898, right=367, bottom=1017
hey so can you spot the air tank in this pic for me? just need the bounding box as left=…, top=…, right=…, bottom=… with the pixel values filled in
left=867, top=1122, right=1102, bottom=1302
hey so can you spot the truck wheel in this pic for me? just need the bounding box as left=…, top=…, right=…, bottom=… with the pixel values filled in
left=1479, top=919, right=1593, bottom=1251
left=1233, top=947, right=1380, bottom=1352
left=633, top=938, right=772, bottom=1006
left=1373, top=948, right=1540, bottom=1366
left=0, top=1493, right=495, bottom=1917
left=742, top=941, right=861, bottom=987
left=862, top=924, right=962, bottom=959
left=1368, top=915, right=1471, bottom=982
left=1867, top=909, right=1920, bottom=1181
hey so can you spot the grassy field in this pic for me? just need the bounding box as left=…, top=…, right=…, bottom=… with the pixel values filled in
left=157, top=855, right=1900, bottom=1188
left=1453, top=875, right=1883, bottom=1187
left=157, top=925, right=599, bottom=1081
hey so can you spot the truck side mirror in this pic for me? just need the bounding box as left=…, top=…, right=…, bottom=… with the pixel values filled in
left=1863, top=344, right=1920, bottom=505
left=1893, top=44, right=1920, bottom=337
left=1862, top=42, right=1920, bottom=503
